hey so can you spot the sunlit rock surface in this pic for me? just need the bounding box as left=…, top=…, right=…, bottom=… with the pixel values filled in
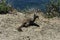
left=0, top=12, right=60, bottom=40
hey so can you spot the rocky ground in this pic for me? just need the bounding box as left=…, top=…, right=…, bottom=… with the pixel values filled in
left=0, top=12, right=60, bottom=40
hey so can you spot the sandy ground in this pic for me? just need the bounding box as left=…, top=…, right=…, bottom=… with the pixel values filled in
left=0, top=12, right=60, bottom=40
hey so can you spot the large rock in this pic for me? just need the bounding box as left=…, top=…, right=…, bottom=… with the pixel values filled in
left=0, top=12, right=60, bottom=40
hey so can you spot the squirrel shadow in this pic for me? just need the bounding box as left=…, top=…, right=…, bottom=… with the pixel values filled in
left=17, top=21, right=39, bottom=32
left=17, top=14, right=40, bottom=32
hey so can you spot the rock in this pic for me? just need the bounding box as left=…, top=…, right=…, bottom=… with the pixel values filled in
left=0, top=11, right=60, bottom=40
